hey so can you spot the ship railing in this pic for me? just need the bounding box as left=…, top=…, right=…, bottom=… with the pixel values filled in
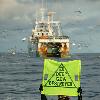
left=48, top=36, right=69, bottom=39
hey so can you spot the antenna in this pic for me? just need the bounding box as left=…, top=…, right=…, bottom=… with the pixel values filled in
left=40, top=8, right=45, bottom=21
left=42, top=0, right=44, bottom=8
left=41, top=0, right=46, bottom=21
left=42, top=0, right=47, bottom=9
left=45, top=0, right=47, bottom=10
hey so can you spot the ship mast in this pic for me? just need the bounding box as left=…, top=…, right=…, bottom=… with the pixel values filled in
left=34, top=0, right=62, bottom=37
left=40, top=8, right=45, bottom=21
left=41, top=0, right=45, bottom=21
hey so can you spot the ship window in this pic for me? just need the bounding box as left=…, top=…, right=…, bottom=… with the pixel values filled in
left=40, top=29, right=43, bottom=31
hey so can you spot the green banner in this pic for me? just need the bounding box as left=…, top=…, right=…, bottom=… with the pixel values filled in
left=41, top=59, right=81, bottom=96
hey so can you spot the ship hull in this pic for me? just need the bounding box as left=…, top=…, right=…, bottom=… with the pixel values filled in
left=28, top=44, right=69, bottom=58
left=28, top=36, right=69, bottom=58
left=37, top=37, right=69, bottom=58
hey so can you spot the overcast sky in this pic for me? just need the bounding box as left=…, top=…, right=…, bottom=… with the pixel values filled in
left=0, top=0, right=100, bottom=53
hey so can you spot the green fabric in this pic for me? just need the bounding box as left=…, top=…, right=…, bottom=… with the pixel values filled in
left=41, top=59, right=81, bottom=96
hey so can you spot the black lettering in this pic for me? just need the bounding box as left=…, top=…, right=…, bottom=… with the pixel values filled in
left=56, top=77, right=66, bottom=81
left=56, top=77, right=62, bottom=81
left=65, top=72, right=68, bottom=74
left=52, top=81, right=55, bottom=85
left=63, top=77, right=66, bottom=81
left=67, top=82, right=72, bottom=86
left=55, top=81, right=58, bottom=86
left=65, top=82, right=68, bottom=86
left=52, top=81, right=58, bottom=86
left=56, top=72, right=60, bottom=76
left=56, top=77, right=59, bottom=81
left=60, top=72, right=64, bottom=76
left=59, top=67, right=64, bottom=71
left=59, top=82, right=64, bottom=87
left=56, top=72, right=64, bottom=76
left=49, top=81, right=51, bottom=85
left=64, top=82, right=72, bottom=86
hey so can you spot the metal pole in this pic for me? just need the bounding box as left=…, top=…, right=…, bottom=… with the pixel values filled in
left=77, top=87, right=82, bottom=100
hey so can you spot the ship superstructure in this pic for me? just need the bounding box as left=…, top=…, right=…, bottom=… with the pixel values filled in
left=28, top=8, right=69, bottom=57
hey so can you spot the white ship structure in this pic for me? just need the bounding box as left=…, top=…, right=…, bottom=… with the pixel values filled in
left=28, top=8, right=69, bottom=57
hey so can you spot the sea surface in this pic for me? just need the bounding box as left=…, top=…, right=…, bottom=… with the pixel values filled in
left=0, top=53, right=100, bottom=100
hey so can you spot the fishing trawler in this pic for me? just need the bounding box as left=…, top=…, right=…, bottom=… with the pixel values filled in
left=28, top=8, right=69, bottom=57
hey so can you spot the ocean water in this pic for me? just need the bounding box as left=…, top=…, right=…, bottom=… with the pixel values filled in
left=0, top=53, right=100, bottom=100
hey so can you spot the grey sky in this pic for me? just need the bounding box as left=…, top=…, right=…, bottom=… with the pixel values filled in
left=0, top=0, right=100, bottom=53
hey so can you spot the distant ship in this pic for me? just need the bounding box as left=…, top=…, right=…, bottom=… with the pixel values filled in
left=28, top=8, right=69, bottom=57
